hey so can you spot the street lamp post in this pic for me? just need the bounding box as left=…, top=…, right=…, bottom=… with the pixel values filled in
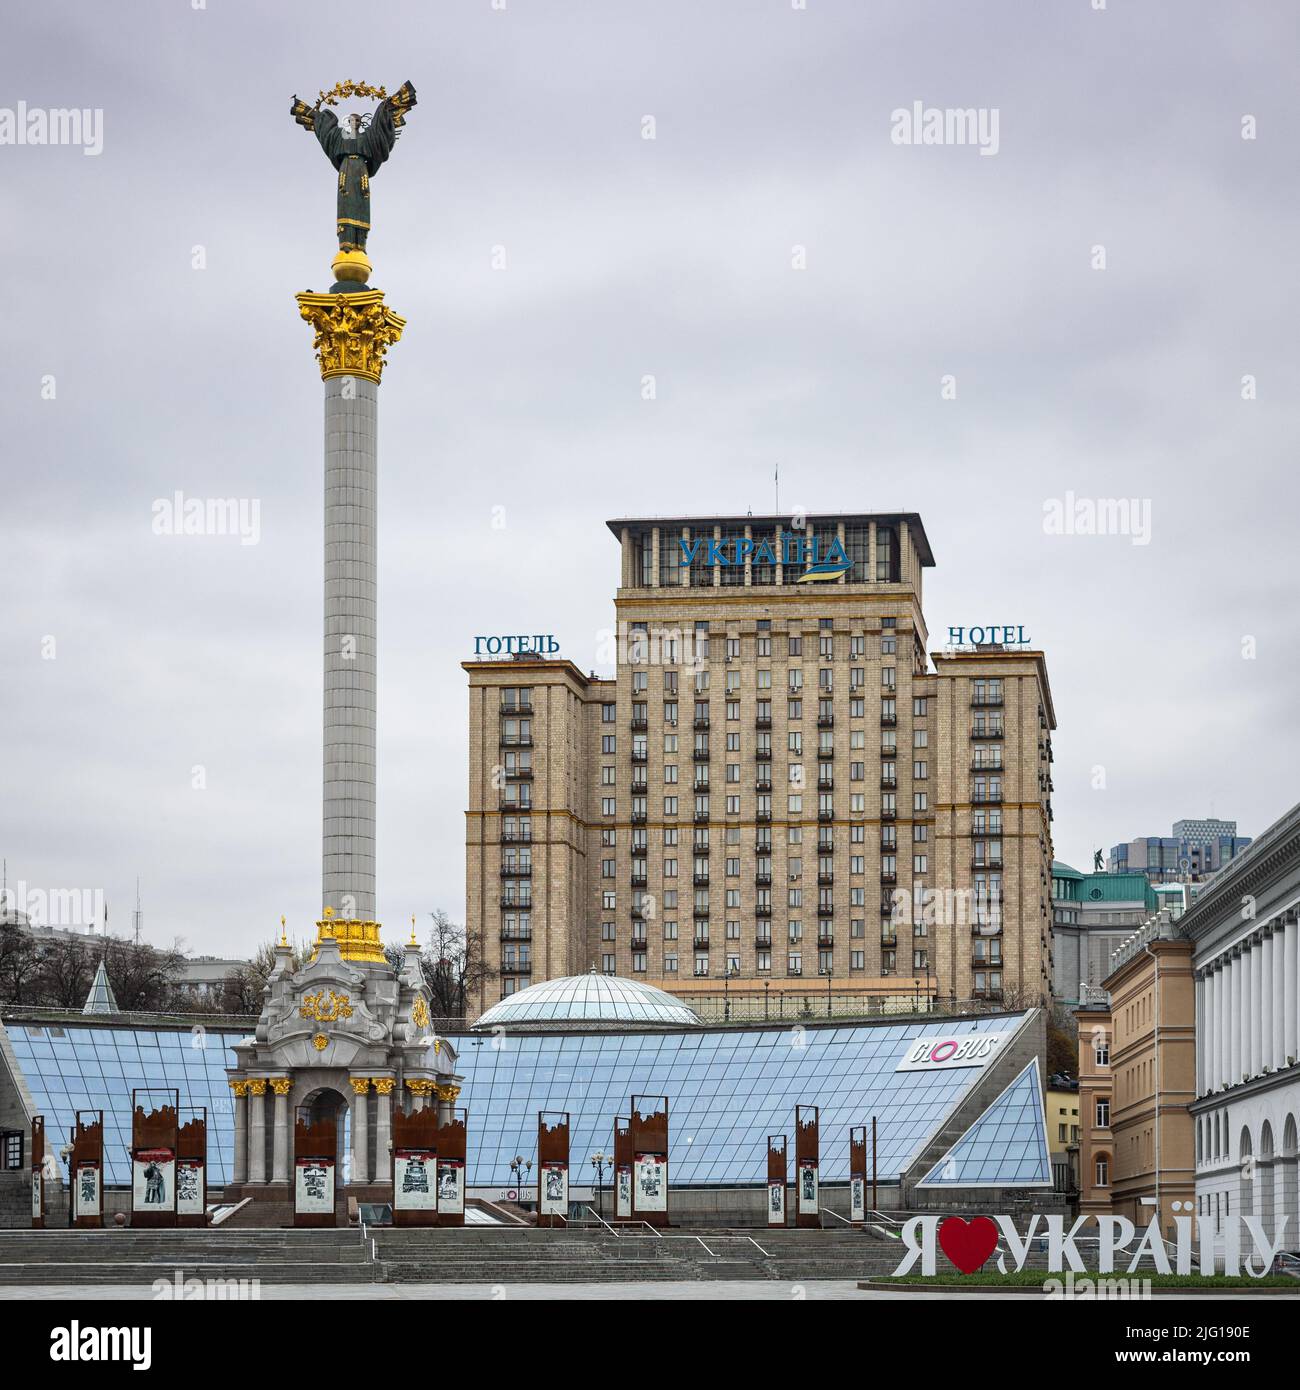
left=590, top=1151, right=609, bottom=1218
left=722, top=966, right=736, bottom=1021
left=509, top=1154, right=531, bottom=1200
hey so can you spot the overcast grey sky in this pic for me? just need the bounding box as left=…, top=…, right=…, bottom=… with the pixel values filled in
left=3, top=0, right=1297, bottom=960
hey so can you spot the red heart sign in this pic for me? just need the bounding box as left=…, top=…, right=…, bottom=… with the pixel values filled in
left=938, top=1215, right=998, bottom=1274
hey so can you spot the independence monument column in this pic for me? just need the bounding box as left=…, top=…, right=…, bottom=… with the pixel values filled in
left=289, top=79, right=417, bottom=961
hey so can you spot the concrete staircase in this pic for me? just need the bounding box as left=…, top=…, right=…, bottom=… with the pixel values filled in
left=372, top=1226, right=903, bottom=1283
left=0, top=1228, right=376, bottom=1286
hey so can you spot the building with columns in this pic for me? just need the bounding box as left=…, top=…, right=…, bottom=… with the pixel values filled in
left=1186, top=799, right=1300, bottom=1260
left=465, top=511, right=1057, bottom=1019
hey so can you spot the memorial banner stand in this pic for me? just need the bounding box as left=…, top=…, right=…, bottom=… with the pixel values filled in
left=849, top=1124, right=867, bottom=1224
left=391, top=1103, right=439, bottom=1227
left=71, top=1110, right=104, bottom=1229
left=766, top=1134, right=788, bottom=1228
left=294, top=1104, right=338, bottom=1228
left=435, top=1106, right=468, bottom=1226
left=795, top=1103, right=821, bottom=1229
left=31, top=1115, right=44, bottom=1229
left=131, top=1088, right=179, bottom=1228
left=630, top=1094, right=669, bottom=1228
left=537, top=1111, right=570, bottom=1228
left=177, top=1107, right=208, bottom=1228
left=613, top=1116, right=632, bottom=1223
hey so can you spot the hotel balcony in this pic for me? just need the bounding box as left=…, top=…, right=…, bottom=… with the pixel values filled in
left=499, top=928, right=532, bottom=942
left=970, top=823, right=1002, bottom=837
left=757, top=810, right=772, bottom=823
left=500, top=895, right=532, bottom=909
left=693, top=937, right=711, bottom=951
left=971, top=695, right=1004, bottom=708
left=880, top=744, right=896, bottom=757
left=630, top=841, right=648, bottom=857
left=499, top=863, right=532, bottom=877
left=631, top=810, right=647, bottom=824
left=630, top=779, right=648, bottom=795
left=755, top=934, right=772, bottom=948
left=502, top=960, right=533, bottom=974
left=880, top=714, right=897, bottom=728
left=755, top=779, right=772, bottom=793
left=693, top=716, right=711, bottom=731
left=973, top=858, right=1004, bottom=871
left=971, top=725, right=1004, bottom=740
left=817, top=715, right=835, bottom=729
left=817, top=934, right=834, bottom=949
left=755, top=716, right=772, bottom=730
left=817, top=839, right=834, bottom=855
left=631, top=749, right=648, bottom=764
left=880, top=776, right=897, bottom=791
left=755, top=904, right=772, bottom=918
left=500, top=829, right=533, bottom=843
left=972, top=761, right=1004, bottom=773
left=499, top=734, right=533, bottom=747
left=693, top=873, right=710, bottom=886
left=693, top=809, right=710, bottom=823
left=817, top=775, right=834, bottom=791
left=880, top=871, right=897, bottom=886
left=501, top=702, right=533, bottom=717
left=630, top=717, right=648, bottom=731
left=505, top=767, right=533, bottom=781
left=630, top=872, right=648, bottom=888
left=754, top=872, right=772, bottom=887
left=817, top=808, right=834, bottom=822
left=693, top=749, right=710, bottom=762
left=881, top=807, right=896, bottom=821
left=972, top=792, right=1003, bottom=804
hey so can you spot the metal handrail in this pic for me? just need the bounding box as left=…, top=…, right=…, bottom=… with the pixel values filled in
left=820, top=1207, right=854, bottom=1227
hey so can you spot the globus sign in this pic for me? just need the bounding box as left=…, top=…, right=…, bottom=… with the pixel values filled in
left=895, top=1033, right=1007, bottom=1072
left=678, top=533, right=852, bottom=582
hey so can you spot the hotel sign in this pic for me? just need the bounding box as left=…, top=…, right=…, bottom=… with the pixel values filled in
left=946, top=626, right=1030, bottom=646
left=678, top=533, right=852, bottom=582
left=896, top=1033, right=1008, bottom=1072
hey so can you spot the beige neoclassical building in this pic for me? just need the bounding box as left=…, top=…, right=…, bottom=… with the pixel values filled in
left=465, top=512, right=1057, bottom=1018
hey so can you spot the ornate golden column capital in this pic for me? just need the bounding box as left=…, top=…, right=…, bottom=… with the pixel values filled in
left=247, top=1079, right=267, bottom=1096
left=269, top=1077, right=292, bottom=1096
left=296, top=289, right=405, bottom=384
left=406, top=1079, right=431, bottom=1097
left=229, top=1080, right=248, bottom=1097
left=372, top=1077, right=396, bottom=1095
left=349, top=1076, right=372, bottom=1095
left=436, top=1084, right=461, bottom=1104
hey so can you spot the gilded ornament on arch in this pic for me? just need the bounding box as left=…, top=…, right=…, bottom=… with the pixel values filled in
left=312, top=1033, right=329, bottom=1052
left=411, top=997, right=430, bottom=1030
left=300, top=989, right=354, bottom=1023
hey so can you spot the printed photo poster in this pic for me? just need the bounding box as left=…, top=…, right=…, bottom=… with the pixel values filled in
left=436, top=1157, right=465, bottom=1215
left=798, top=1160, right=819, bottom=1215
left=31, top=1169, right=42, bottom=1219
left=615, top=1165, right=632, bottom=1218
left=767, top=1180, right=785, bottom=1226
left=394, top=1151, right=437, bottom=1212
left=850, top=1175, right=866, bottom=1222
left=176, top=1159, right=205, bottom=1218
left=74, top=1163, right=100, bottom=1219
left=133, top=1148, right=175, bottom=1211
left=540, top=1161, right=568, bottom=1217
left=295, top=1157, right=335, bottom=1214
left=635, top=1153, right=667, bottom=1213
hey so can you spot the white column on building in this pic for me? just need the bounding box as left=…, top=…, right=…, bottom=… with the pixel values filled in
left=350, top=1078, right=370, bottom=1185
left=1250, top=938, right=1263, bottom=1078
left=1201, top=973, right=1212, bottom=1100
left=374, top=1079, right=393, bottom=1188
left=1234, top=956, right=1245, bottom=1084
left=1285, top=913, right=1299, bottom=1066
left=271, top=1079, right=290, bottom=1183
left=1261, top=929, right=1274, bottom=1072
left=1212, top=965, right=1223, bottom=1093
left=231, top=1082, right=248, bottom=1185
left=1267, top=927, right=1282, bottom=1070
left=247, top=1081, right=267, bottom=1183
left=1217, top=960, right=1228, bottom=1091
left=1271, top=922, right=1286, bottom=1069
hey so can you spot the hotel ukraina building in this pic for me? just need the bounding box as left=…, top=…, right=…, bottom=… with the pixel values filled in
left=464, top=513, right=1056, bottom=1018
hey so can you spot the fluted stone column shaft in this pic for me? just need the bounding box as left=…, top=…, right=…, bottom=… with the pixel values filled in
left=375, top=1086, right=392, bottom=1185
left=232, top=1087, right=248, bottom=1185
left=1263, top=930, right=1276, bottom=1071
left=1270, top=925, right=1285, bottom=1069
left=271, top=1087, right=290, bottom=1183
left=323, top=377, right=379, bottom=921
left=351, top=1081, right=370, bottom=1185
left=248, top=1086, right=267, bottom=1184
left=1285, top=918, right=1299, bottom=1065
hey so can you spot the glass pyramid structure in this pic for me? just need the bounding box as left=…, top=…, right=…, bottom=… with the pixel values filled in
left=916, top=1057, right=1051, bottom=1187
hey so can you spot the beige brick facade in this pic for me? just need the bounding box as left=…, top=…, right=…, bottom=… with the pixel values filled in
left=465, top=513, right=1056, bottom=1019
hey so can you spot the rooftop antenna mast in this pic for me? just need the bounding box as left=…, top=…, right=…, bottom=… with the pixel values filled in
left=132, top=878, right=142, bottom=946
left=774, top=462, right=779, bottom=516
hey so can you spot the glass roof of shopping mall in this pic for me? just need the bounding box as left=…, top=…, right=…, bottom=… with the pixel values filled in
left=473, top=973, right=702, bottom=1031
left=4, top=1011, right=1050, bottom=1189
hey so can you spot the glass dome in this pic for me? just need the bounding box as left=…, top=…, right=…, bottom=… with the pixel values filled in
left=472, top=972, right=702, bottom=1032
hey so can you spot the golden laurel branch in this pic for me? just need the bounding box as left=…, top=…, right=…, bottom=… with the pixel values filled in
left=316, top=79, right=389, bottom=110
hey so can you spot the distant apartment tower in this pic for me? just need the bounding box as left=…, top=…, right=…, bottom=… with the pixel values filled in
left=1108, top=818, right=1251, bottom=885
left=464, top=513, right=1057, bottom=1018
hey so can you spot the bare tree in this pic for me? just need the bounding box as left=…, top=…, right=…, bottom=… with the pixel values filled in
left=413, top=909, right=495, bottom=1023
left=35, top=934, right=97, bottom=1008
left=0, top=922, right=40, bottom=1004
left=104, top=939, right=186, bottom=1012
